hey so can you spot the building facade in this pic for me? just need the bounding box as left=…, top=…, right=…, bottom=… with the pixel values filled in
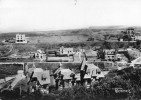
left=104, top=49, right=116, bottom=61
left=16, top=34, right=27, bottom=43
left=34, top=49, right=46, bottom=61
left=59, top=46, right=74, bottom=55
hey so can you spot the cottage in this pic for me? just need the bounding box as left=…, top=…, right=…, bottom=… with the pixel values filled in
left=53, top=64, right=74, bottom=89
left=85, top=49, right=97, bottom=62
left=104, top=49, right=116, bottom=61
left=119, top=28, right=136, bottom=41
left=75, top=62, right=104, bottom=88
left=59, top=46, right=74, bottom=56
left=34, top=49, right=46, bottom=61
left=27, top=67, right=51, bottom=94
left=73, top=51, right=85, bottom=62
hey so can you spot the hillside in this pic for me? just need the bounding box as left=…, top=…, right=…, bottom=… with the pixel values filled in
left=1, top=26, right=141, bottom=44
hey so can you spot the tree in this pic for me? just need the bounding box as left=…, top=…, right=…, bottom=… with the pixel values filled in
left=103, top=41, right=111, bottom=49
left=136, top=40, right=141, bottom=49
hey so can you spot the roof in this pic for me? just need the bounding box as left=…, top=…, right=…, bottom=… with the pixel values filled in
left=76, top=63, right=103, bottom=80
left=35, top=70, right=50, bottom=85
left=28, top=68, right=50, bottom=85
left=85, top=49, right=97, bottom=57
left=84, top=74, right=91, bottom=79
left=11, top=74, right=26, bottom=89
left=96, top=74, right=105, bottom=78
left=60, top=69, right=74, bottom=79
left=130, top=57, right=141, bottom=66
left=86, top=63, right=103, bottom=77
left=75, top=73, right=91, bottom=80
left=54, top=64, right=74, bottom=80
left=37, top=49, right=44, bottom=53
left=33, top=68, right=43, bottom=73
left=86, top=63, right=99, bottom=70
left=60, top=47, right=73, bottom=51
left=27, top=68, right=43, bottom=78
left=54, top=67, right=63, bottom=75
left=127, top=48, right=141, bottom=59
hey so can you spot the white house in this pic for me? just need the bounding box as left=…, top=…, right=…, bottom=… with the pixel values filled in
left=16, top=34, right=27, bottom=43
left=104, top=49, right=116, bottom=61
left=59, top=46, right=74, bottom=55
left=35, top=49, right=46, bottom=61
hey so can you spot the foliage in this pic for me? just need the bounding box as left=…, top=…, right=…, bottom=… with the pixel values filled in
left=56, top=68, right=141, bottom=100
left=2, top=63, right=141, bottom=100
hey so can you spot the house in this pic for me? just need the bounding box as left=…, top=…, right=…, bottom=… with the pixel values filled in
left=73, top=51, right=85, bottom=62
left=135, top=35, right=141, bottom=40
left=31, top=69, right=50, bottom=85
left=75, top=62, right=104, bottom=88
left=27, top=67, right=51, bottom=93
left=59, top=46, right=74, bottom=56
left=104, top=49, right=116, bottom=61
left=16, top=34, right=27, bottom=43
left=85, top=63, right=104, bottom=79
left=34, top=49, right=46, bottom=61
left=85, top=49, right=97, bottom=62
left=104, top=49, right=129, bottom=61
left=127, top=48, right=141, bottom=59
left=47, top=56, right=73, bottom=62
left=119, top=28, right=136, bottom=41
left=53, top=65, right=74, bottom=89
left=94, top=46, right=101, bottom=50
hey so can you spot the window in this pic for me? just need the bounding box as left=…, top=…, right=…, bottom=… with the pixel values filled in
left=96, top=69, right=101, bottom=74
left=42, top=74, right=46, bottom=80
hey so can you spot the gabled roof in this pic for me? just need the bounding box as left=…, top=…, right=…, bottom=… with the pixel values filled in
left=37, top=49, right=44, bottom=53
left=85, top=49, right=97, bottom=57
left=75, top=73, right=91, bottom=80
left=54, top=67, right=63, bottom=75
left=130, top=57, right=141, bottom=66
left=96, top=74, right=105, bottom=79
left=54, top=68, right=74, bottom=80
left=34, top=68, right=43, bottom=73
left=35, top=71, right=50, bottom=85
left=86, top=63, right=99, bottom=70
left=60, top=69, right=74, bottom=79
left=86, top=63, right=104, bottom=77
left=54, top=62, right=74, bottom=79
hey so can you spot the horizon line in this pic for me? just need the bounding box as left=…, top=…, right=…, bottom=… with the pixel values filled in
left=0, top=25, right=141, bottom=33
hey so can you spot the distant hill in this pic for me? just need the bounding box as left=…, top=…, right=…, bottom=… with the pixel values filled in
left=0, top=26, right=141, bottom=44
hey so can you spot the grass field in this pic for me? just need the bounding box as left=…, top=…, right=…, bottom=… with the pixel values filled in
left=28, top=35, right=88, bottom=44
left=0, top=64, right=23, bottom=79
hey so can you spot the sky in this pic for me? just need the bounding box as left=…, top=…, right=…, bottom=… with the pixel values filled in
left=0, top=0, right=141, bottom=32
